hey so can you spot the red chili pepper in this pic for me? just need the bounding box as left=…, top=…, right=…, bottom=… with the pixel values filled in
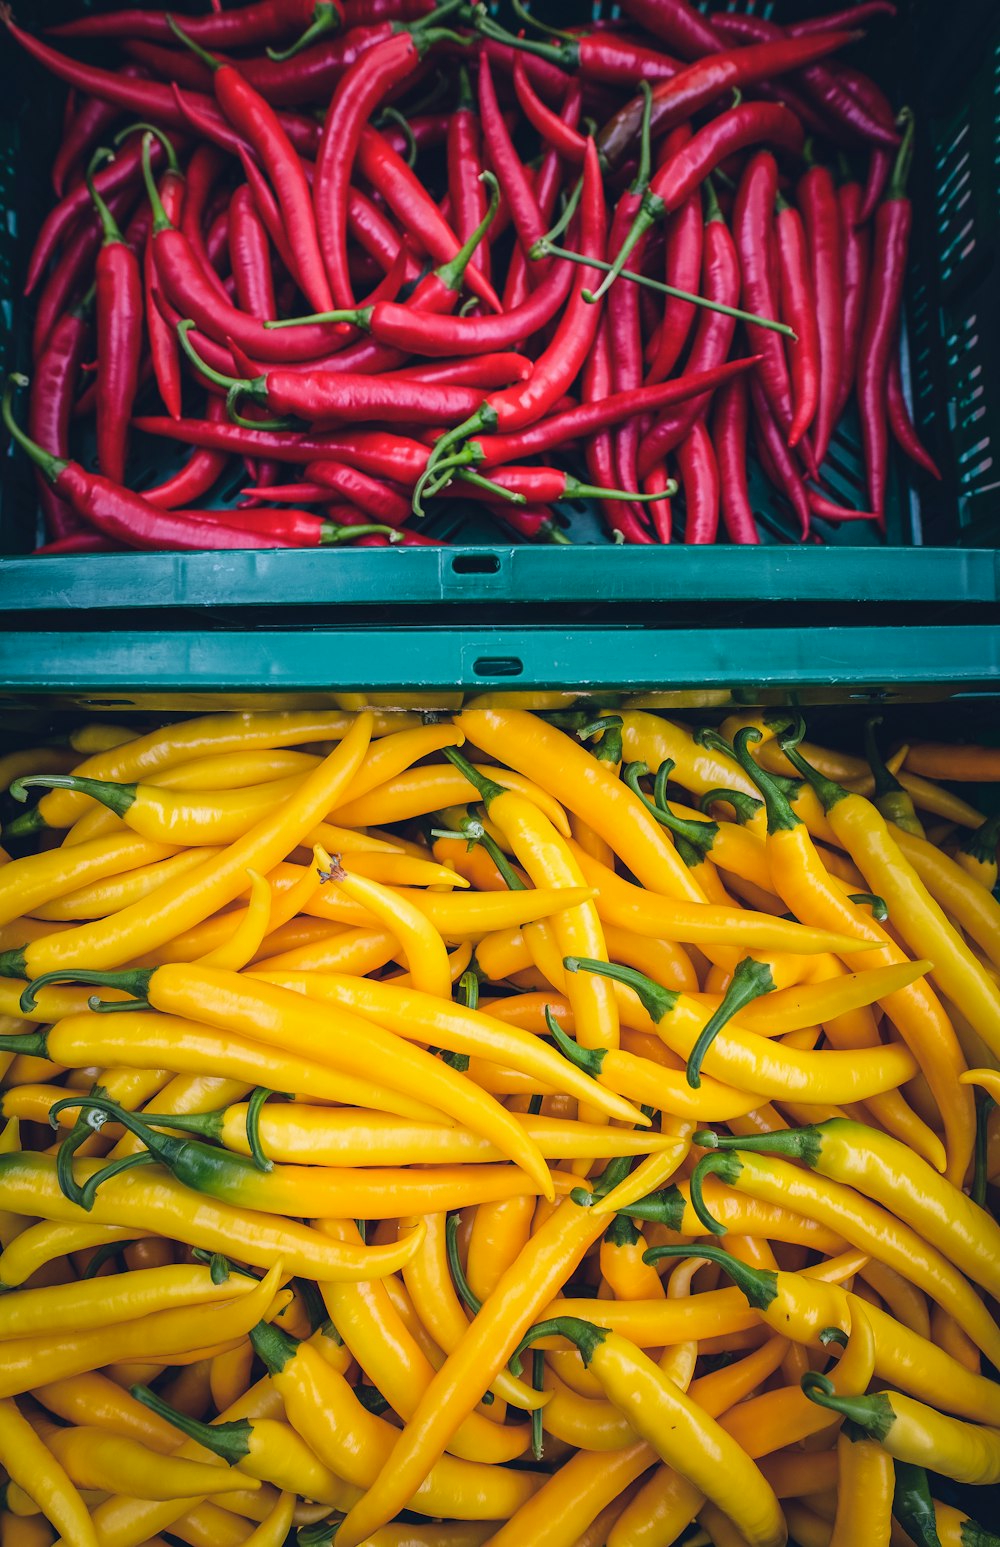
left=435, top=464, right=672, bottom=508
left=313, top=0, right=469, bottom=308
left=355, top=126, right=500, bottom=311
left=598, top=31, right=856, bottom=169
left=617, top=0, right=721, bottom=59
left=228, top=186, right=277, bottom=322
left=512, top=57, right=587, bottom=165
left=395, top=354, right=533, bottom=390
left=171, top=80, right=320, bottom=160
left=343, top=0, right=435, bottom=24
left=46, top=0, right=341, bottom=53
left=240, top=483, right=329, bottom=505
left=177, top=508, right=395, bottom=547
left=31, top=185, right=134, bottom=361
left=170, top=19, right=333, bottom=314
left=774, top=192, right=819, bottom=450
left=807, top=490, right=880, bottom=522
left=142, top=402, right=232, bottom=509
left=304, top=460, right=411, bottom=525
left=28, top=288, right=93, bottom=540
left=733, top=151, right=796, bottom=449
left=178, top=144, right=230, bottom=304
left=34, top=532, right=124, bottom=555
left=447, top=66, right=489, bottom=284
left=347, top=187, right=420, bottom=284
left=85, top=153, right=143, bottom=488
left=126, top=28, right=389, bottom=109
left=474, top=359, right=757, bottom=470
left=859, top=145, right=893, bottom=225
left=886, top=354, right=941, bottom=481
left=646, top=130, right=702, bottom=386
left=501, top=79, right=581, bottom=313
left=637, top=179, right=740, bottom=481
left=607, top=85, right=657, bottom=507
left=478, top=54, right=546, bottom=271
left=415, top=139, right=606, bottom=508
left=858, top=110, right=915, bottom=521
left=750, top=373, right=811, bottom=538
left=643, top=460, right=673, bottom=544
left=797, top=153, right=843, bottom=468
left=581, top=317, right=652, bottom=546
left=25, top=133, right=162, bottom=298
left=836, top=173, right=871, bottom=423
left=677, top=418, right=719, bottom=545
left=793, top=3, right=896, bottom=35
left=4, top=375, right=279, bottom=551
left=475, top=10, right=677, bottom=90
left=235, top=146, right=305, bottom=292
left=712, top=371, right=759, bottom=545
left=473, top=37, right=571, bottom=102
left=51, top=72, right=146, bottom=198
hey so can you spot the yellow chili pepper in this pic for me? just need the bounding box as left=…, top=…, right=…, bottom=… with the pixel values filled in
left=0, top=1011, right=444, bottom=1127
left=639, top=1245, right=1000, bottom=1428
left=467, top=1195, right=536, bottom=1305
left=27, top=848, right=215, bottom=923
left=0, top=833, right=181, bottom=932
left=317, top=1220, right=529, bottom=1465
left=292, top=869, right=598, bottom=941
left=401, top=1211, right=545, bottom=1411
left=320, top=852, right=452, bottom=998
left=931, top=1500, right=1000, bottom=1547
left=0, top=1261, right=264, bottom=1340
left=244, top=1318, right=541, bottom=1520
left=251, top=923, right=394, bottom=973
left=950, top=812, right=1000, bottom=892
left=0, top=1150, right=423, bottom=1282
left=698, top=1118, right=1000, bottom=1303
left=514, top=1316, right=785, bottom=1547
left=0, top=1399, right=98, bottom=1547
left=0, top=716, right=375, bottom=978
left=569, top=840, right=871, bottom=956
left=42, top=1426, right=254, bottom=1501
left=615, top=1173, right=846, bottom=1254
left=6, top=709, right=410, bottom=837
left=757, top=1450, right=839, bottom=1501
left=859, top=1260, right=931, bottom=1340
left=904, top=741, right=1000, bottom=782
left=195, top=870, right=272, bottom=971
left=34, top=1371, right=185, bottom=1453
left=728, top=726, right=972, bottom=1185
left=328, top=721, right=466, bottom=807
left=332, top=763, right=570, bottom=835
left=780, top=726, right=1000, bottom=1064
left=803, top=1374, right=1000, bottom=1486
left=687, top=1146, right=1000, bottom=1367
left=250, top=971, right=643, bottom=1128
left=892, top=826, right=1000, bottom=971
left=332, top=1145, right=687, bottom=1547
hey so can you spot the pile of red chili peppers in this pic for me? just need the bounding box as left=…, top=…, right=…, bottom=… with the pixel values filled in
left=3, top=0, right=941, bottom=551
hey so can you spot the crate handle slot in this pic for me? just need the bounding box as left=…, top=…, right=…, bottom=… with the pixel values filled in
left=473, top=656, right=524, bottom=677
left=452, top=553, right=503, bottom=575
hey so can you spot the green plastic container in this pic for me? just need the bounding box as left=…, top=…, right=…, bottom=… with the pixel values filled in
left=0, top=0, right=998, bottom=706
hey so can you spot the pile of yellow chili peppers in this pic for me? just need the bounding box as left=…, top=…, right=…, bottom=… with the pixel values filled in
left=0, top=700, right=997, bottom=1547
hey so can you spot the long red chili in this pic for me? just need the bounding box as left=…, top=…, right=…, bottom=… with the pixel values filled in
left=228, top=186, right=278, bottom=322
left=47, top=0, right=341, bottom=51
left=394, top=354, right=533, bottom=389
left=175, top=508, right=395, bottom=548
left=447, top=66, right=489, bottom=283
left=734, top=151, right=795, bottom=447
left=478, top=54, right=546, bottom=270
left=608, top=86, right=658, bottom=513
left=51, top=73, right=145, bottom=197
left=501, top=80, right=581, bottom=313
left=355, top=127, right=500, bottom=311
left=25, top=133, right=162, bottom=297
left=836, top=173, right=871, bottom=422
left=677, top=418, right=719, bottom=544
left=170, top=19, right=332, bottom=314
left=32, top=183, right=136, bottom=361
left=474, top=359, right=757, bottom=469
left=583, top=317, right=652, bottom=545
left=304, top=460, right=411, bottom=525
left=414, top=138, right=606, bottom=506
left=646, top=137, right=702, bottom=385
left=125, top=28, right=391, bottom=110
left=750, top=373, right=811, bottom=538
left=858, top=109, right=915, bottom=521
left=475, top=11, right=677, bottom=90
left=637, top=179, right=740, bottom=480
left=178, top=144, right=231, bottom=304
left=797, top=153, right=843, bottom=468
left=643, top=460, right=673, bottom=545
left=886, top=354, right=941, bottom=481
left=775, top=192, right=819, bottom=449
left=712, top=371, right=758, bottom=545
left=598, top=31, right=857, bottom=168
left=133, top=419, right=432, bottom=482
left=436, top=464, right=674, bottom=508
left=617, top=0, right=721, bottom=59
left=28, top=289, right=93, bottom=539
left=512, top=57, right=587, bottom=165
left=86, top=153, right=143, bottom=488
left=4, top=376, right=280, bottom=551
left=312, top=0, right=467, bottom=307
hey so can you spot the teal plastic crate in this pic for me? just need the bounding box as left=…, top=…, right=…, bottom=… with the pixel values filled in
left=0, top=0, right=998, bottom=705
